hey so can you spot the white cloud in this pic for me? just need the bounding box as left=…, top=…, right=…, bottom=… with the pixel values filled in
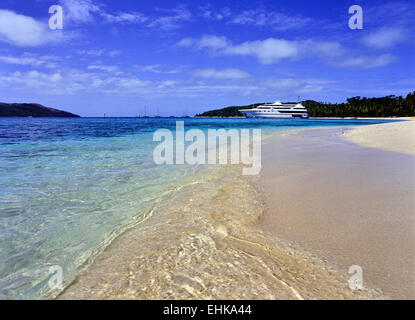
left=224, top=38, right=299, bottom=64
left=134, top=65, right=162, bottom=73
left=0, top=70, right=63, bottom=91
left=338, top=54, right=396, bottom=68
left=77, top=49, right=122, bottom=57
left=197, top=6, right=311, bottom=31
left=262, top=78, right=332, bottom=94
left=231, top=9, right=311, bottom=31
left=60, top=0, right=100, bottom=24
left=0, top=54, right=61, bottom=68
left=134, top=64, right=180, bottom=74
left=198, top=35, right=229, bottom=49
left=179, top=35, right=393, bottom=69
left=2, top=67, right=408, bottom=107
left=365, top=2, right=415, bottom=30
left=177, top=38, right=195, bottom=47
left=77, top=49, right=104, bottom=56
left=224, top=38, right=345, bottom=64
left=199, top=5, right=231, bottom=21
left=0, top=67, right=329, bottom=98
left=177, top=35, right=229, bottom=49
left=0, top=56, right=43, bottom=66
left=148, top=7, right=192, bottom=30
left=0, top=10, right=66, bottom=46
left=178, top=36, right=305, bottom=64
left=87, top=64, right=121, bottom=74
left=101, top=12, right=148, bottom=24
left=362, top=27, right=407, bottom=49
left=61, top=3, right=191, bottom=29
left=61, top=0, right=148, bottom=25
left=108, top=50, right=122, bottom=57
left=193, top=68, right=250, bottom=79
left=301, top=40, right=344, bottom=58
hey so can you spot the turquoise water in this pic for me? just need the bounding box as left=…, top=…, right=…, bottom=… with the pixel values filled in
left=0, top=117, right=393, bottom=299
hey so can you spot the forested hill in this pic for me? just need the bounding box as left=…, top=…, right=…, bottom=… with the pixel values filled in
left=195, top=103, right=265, bottom=117
left=0, top=103, right=80, bottom=117
left=195, top=92, right=415, bottom=118
left=303, top=92, right=415, bottom=118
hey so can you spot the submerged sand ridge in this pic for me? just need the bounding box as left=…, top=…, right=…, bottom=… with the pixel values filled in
left=260, top=125, right=415, bottom=299
left=58, top=162, right=382, bottom=300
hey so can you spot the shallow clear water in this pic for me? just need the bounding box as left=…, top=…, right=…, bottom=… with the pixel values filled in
left=0, top=117, right=393, bottom=299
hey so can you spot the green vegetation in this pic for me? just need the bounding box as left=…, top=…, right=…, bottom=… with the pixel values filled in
left=0, top=102, right=80, bottom=117
left=195, top=92, right=415, bottom=118
left=195, top=103, right=265, bottom=117
left=303, top=92, right=415, bottom=118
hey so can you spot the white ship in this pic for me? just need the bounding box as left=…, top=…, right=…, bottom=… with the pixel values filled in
left=240, top=101, right=309, bottom=119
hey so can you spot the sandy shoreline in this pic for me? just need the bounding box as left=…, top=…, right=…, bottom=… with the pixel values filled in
left=345, top=120, right=415, bottom=155
left=57, top=164, right=266, bottom=299
left=259, top=123, right=415, bottom=299
left=58, top=152, right=383, bottom=300
left=58, top=120, right=414, bottom=300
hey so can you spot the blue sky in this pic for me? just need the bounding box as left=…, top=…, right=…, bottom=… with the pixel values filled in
left=0, top=0, right=413, bottom=116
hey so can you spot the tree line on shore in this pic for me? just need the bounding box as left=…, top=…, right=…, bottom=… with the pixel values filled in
left=195, top=92, right=415, bottom=118
left=0, top=102, right=80, bottom=117
left=303, top=92, right=415, bottom=117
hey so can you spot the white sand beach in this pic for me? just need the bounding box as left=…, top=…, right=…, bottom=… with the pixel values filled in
left=260, top=122, right=415, bottom=299
left=345, top=119, right=415, bottom=155
left=59, top=161, right=384, bottom=300
left=58, top=120, right=414, bottom=300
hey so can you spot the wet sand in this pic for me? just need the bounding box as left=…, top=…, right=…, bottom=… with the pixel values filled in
left=58, top=122, right=415, bottom=300
left=58, top=161, right=383, bottom=300
left=259, top=126, right=415, bottom=299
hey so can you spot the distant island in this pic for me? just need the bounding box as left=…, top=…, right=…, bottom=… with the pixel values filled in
left=0, top=102, right=80, bottom=117
left=195, top=103, right=264, bottom=118
left=195, top=92, right=415, bottom=118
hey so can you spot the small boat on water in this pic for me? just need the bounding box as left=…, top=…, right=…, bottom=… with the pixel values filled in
left=240, top=101, right=309, bottom=119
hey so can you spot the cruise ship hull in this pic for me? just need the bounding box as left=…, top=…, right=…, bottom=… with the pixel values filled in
left=240, top=101, right=309, bottom=119
left=241, top=111, right=309, bottom=119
